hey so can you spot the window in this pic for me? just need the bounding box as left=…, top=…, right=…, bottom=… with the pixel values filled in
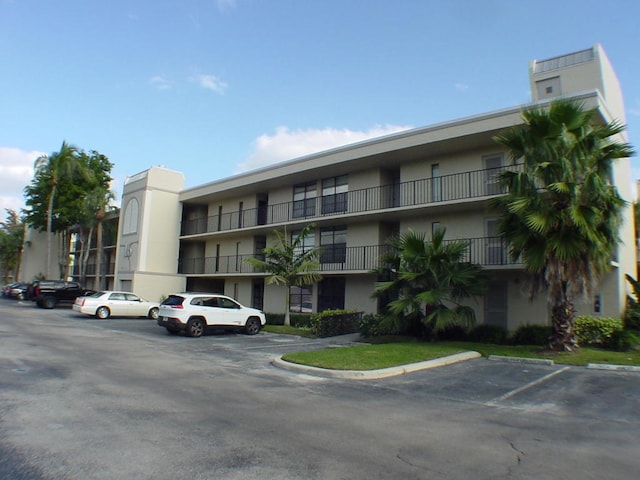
left=321, top=175, right=348, bottom=214
left=291, top=229, right=316, bottom=256
left=485, top=218, right=506, bottom=264
left=122, top=198, right=139, bottom=234
left=254, top=236, right=266, bottom=261
left=485, top=281, right=508, bottom=328
left=318, top=277, right=345, bottom=311
left=431, top=164, right=441, bottom=202
left=219, top=297, right=239, bottom=309
left=252, top=279, right=264, bottom=310
left=535, top=76, right=561, bottom=100
left=483, top=154, right=504, bottom=195
left=290, top=285, right=313, bottom=313
left=293, top=182, right=316, bottom=218
left=320, top=226, right=347, bottom=263
left=431, top=221, right=441, bottom=238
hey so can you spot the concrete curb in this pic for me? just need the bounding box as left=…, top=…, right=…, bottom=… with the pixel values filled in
left=272, top=351, right=482, bottom=380
left=587, top=363, right=640, bottom=372
left=488, top=355, right=555, bottom=366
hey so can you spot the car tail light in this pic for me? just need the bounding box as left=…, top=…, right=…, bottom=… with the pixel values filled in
left=171, top=304, right=183, bottom=309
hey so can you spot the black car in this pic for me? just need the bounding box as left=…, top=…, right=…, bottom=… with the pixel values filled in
left=9, top=282, right=30, bottom=300
left=30, top=280, right=95, bottom=309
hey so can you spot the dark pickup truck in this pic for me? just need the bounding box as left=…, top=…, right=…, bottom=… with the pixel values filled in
left=30, top=280, right=95, bottom=309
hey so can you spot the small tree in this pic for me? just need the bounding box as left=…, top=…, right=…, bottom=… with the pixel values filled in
left=73, top=151, right=115, bottom=288
left=23, top=141, right=93, bottom=279
left=373, top=228, right=488, bottom=338
left=0, top=209, right=25, bottom=283
left=246, top=224, right=322, bottom=326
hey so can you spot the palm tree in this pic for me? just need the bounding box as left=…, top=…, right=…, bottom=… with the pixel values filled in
left=246, top=224, right=322, bottom=326
left=91, top=187, right=116, bottom=290
left=40, top=142, right=91, bottom=279
left=373, top=228, right=488, bottom=338
left=0, top=209, right=24, bottom=282
left=492, top=99, right=635, bottom=351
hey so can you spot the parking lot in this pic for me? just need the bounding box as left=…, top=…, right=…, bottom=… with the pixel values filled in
left=2, top=298, right=640, bottom=479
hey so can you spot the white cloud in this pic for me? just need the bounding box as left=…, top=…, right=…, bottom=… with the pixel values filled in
left=0, top=146, right=44, bottom=213
left=236, top=125, right=413, bottom=173
left=193, top=74, right=227, bottom=94
left=455, top=82, right=469, bottom=91
left=216, top=0, right=236, bottom=12
left=150, top=75, right=172, bottom=90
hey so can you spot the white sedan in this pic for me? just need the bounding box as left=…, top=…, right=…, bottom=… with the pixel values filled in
left=73, top=291, right=160, bottom=319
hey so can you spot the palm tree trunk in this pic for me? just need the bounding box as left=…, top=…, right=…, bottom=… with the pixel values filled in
left=46, top=184, right=56, bottom=279
left=95, top=217, right=104, bottom=290
left=284, top=287, right=291, bottom=326
left=549, top=300, right=577, bottom=351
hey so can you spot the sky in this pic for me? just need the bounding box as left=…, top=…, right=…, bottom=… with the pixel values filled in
left=1, top=0, right=640, bottom=214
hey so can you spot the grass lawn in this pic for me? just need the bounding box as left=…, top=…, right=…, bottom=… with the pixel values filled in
left=271, top=328, right=640, bottom=370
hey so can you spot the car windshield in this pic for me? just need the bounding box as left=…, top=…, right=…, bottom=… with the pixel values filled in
left=161, top=295, right=184, bottom=306
left=89, top=291, right=106, bottom=298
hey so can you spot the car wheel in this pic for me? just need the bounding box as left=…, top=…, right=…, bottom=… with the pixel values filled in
left=148, top=307, right=159, bottom=320
left=96, top=306, right=110, bottom=319
left=17, top=293, right=24, bottom=300
left=186, top=318, right=204, bottom=337
left=41, top=297, right=56, bottom=309
left=244, top=317, right=261, bottom=335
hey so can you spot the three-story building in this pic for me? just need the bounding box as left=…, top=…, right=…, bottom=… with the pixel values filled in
left=110, top=44, right=635, bottom=330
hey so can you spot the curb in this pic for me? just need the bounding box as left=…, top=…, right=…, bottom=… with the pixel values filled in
left=272, top=351, right=481, bottom=380
left=488, top=355, right=555, bottom=366
left=587, top=363, right=640, bottom=372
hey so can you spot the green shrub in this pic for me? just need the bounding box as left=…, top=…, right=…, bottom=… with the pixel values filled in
left=624, top=297, right=640, bottom=330
left=266, top=312, right=313, bottom=328
left=467, top=324, right=508, bottom=344
left=623, top=274, right=640, bottom=330
left=436, top=324, right=469, bottom=341
left=510, top=324, right=552, bottom=346
left=359, top=313, right=404, bottom=338
left=311, top=309, right=362, bottom=337
left=574, top=315, right=623, bottom=347
left=604, top=329, right=640, bottom=352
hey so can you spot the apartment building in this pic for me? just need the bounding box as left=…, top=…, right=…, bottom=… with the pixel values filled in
left=108, top=44, right=635, bottom=330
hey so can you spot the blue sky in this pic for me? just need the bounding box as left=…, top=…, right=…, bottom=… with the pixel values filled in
left=1, top=0, right=639, bottom=213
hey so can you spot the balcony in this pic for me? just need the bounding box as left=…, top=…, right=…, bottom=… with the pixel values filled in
left=181, top=165, right=523, bottom=236
left=178, top=236, right=519, bottom=275
left=70, top=263, right=116, bottom=277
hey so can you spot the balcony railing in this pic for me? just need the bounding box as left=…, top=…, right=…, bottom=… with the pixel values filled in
left=178, top=237, right=519, bottom=275
left=181, top=165, right=523, bottom=236
left=70, top=263, right=116, bottom=277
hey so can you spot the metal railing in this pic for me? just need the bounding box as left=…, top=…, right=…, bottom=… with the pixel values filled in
left=181, top=165, right=522, bottom=235
left=70, top=263, right=116, bottom=276
left=178, top=237, right=519, bottom=275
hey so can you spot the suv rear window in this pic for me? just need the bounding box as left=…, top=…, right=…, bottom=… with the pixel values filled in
left=161, top=295, right=185, bottom=307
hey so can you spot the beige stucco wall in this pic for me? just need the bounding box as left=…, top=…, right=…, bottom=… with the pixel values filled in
left=345, top=275, right=377, bottom=314
left=20, top=229, right=61, bottom=281
left=115, top=167, right=185, bottom=301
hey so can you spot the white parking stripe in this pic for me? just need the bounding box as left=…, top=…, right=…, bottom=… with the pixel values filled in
left=487, top=366, right=571, bottom=405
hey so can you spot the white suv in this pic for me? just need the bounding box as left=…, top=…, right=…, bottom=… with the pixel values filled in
left=157, top=293, right=266, bottom=337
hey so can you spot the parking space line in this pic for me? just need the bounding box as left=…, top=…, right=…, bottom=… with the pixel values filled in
left=487, top=366, right=571, bottom=405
